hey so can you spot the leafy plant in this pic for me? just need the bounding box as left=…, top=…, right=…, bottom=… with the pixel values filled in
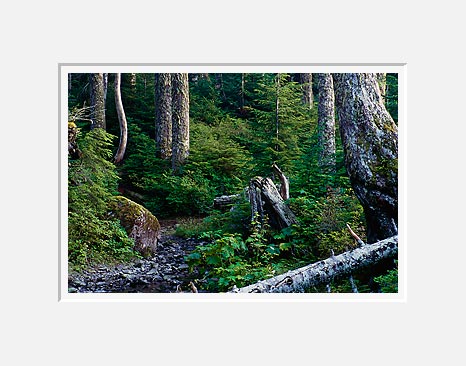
left=68, top=127, right=140, bottom=270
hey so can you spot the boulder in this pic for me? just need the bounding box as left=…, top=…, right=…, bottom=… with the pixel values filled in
left=111, top=196, right=161, bottom=257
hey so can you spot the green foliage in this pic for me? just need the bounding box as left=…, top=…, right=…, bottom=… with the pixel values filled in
left=373, top=261, right=398, bottom=293
left=188, top=118, right=253, bottom=195
left=68, top=128, right=140, bottom=270
left=186, top=229, right=277, bottom=292
left=385, top=73, right=398, bottom=123
left=246, top=73, right=312, bottom=175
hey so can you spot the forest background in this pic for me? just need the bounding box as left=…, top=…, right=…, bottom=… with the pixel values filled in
left=67, top=70, right=399, bottom=293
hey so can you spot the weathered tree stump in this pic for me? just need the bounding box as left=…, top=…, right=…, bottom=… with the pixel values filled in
left=249, top=176, right=297, bottom=229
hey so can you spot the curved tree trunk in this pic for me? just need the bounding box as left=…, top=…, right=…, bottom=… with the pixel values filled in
left=89, top=73, right=106, bottom=129
left=155, top=73, right=173, bottom=159
left=172, top=73, right=190, bottom=171
left=316, top=73, right=336, bottom=173
left=114, top=73, right=128, bottom=164
left=333, top=73, right=398, bottom=243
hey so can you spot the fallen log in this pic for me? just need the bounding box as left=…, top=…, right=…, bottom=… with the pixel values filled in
left=229, top=235, right=398, bottom=293
left=213, top=194, right=241, bottom=209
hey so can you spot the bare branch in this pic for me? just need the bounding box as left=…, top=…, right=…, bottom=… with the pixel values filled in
left=346, top=223, right=365, bottom=246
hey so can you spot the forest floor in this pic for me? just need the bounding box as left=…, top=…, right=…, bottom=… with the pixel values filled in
left=68, top=219, right=205, bottom=293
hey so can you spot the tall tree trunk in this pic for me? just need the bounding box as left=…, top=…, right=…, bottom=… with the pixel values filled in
left=114, top=73, right=128, bottom=164
left=68, top=73, right=72, bottom=91
left=316, top=73, right=336, bottom=173
left=129, top=73, right=137, bottom=90
left=103, top=73, right=108, bottom=106
left=154, top=73, right=173, bottom=159
left=215, top=73, right=227, bottom=102
left=275, top=73, right=280, bottom=154
left=240, top=73, right=245, bottom=109
left=89, top=73, right=106, bottom=129
left=299, top=73, right=313, bottom=109
left=333, top=73, right=398, bottom=243
left=171, top=73, right=190, bottom=171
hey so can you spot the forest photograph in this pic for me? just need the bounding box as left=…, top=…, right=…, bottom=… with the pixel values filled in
left=65, top=70, right=400, bottom=295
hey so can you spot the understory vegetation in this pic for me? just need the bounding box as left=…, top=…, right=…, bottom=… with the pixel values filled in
left=68, top=73, right=398, bottom=292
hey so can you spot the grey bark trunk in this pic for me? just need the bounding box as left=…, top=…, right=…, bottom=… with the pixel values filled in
left=275, top=74, right=280, bottom=153
left=172, top=73, right=190, bottom=171
left=230, top=235, right=397, bottom=293
left=89, top=73, right=106, bottom=129
left=316, top=73, right=336, bottom=173
left=103, top=73, right=108, bottom=106
left=155, top=73, right=173, bottom=159
left=299, top=73, right=314, bottom=108
left=333, top=73, right=398, bottom=243
left=114, top=73, right=128, bottom=164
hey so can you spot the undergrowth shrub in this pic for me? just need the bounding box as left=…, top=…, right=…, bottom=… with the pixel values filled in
left=68, top=128, right=140, bottom=270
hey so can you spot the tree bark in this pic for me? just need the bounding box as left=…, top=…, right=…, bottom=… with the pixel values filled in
left=155, top=73, right=173, bottom=159
left=103, top=73, right=108, bottom=106
left=171, top=73, right=190, bottom=171
left=89, top=73, right=106, bottom=129
left=333, top=73, right=398, bottom=243
left=230, top=235, right=398, bottom=293
left=114, top=73, right=128, bottom=164
left=316, top=73, right=336, bottom=173
left=275, top=73, right=280, bottom=153
left=299, top=73, right=313, bottom=108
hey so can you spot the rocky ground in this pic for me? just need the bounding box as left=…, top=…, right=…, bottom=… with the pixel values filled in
left=68, top=220, right=206, bottom=293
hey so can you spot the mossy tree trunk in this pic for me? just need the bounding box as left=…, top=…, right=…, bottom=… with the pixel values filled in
left=171, top=73, right=190, bottom=171
left=155, top=73, right=173, bottom=159
left=89, top=73, right=106, bottom=130
left=114, top=73, right=128, bottom=164
left=316, top=73, right=336, bottom=174
left=299, top=73, right=313, bottom=109
left=333, top=73, right=398, bottom=243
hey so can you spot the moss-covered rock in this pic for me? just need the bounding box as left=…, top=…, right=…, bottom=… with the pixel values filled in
left=110, top=196, right=161, bottom=257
